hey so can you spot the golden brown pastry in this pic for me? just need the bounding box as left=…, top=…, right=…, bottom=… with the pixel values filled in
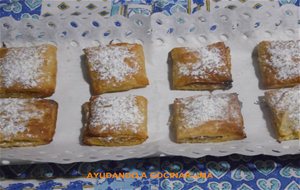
left=172, top=93, right=246, bottom=143
left=0, top=44, right=57, bottom=98
left=82, top=95, right=148, bottom=146
left=170, top=42, right=232, bottom=90
left=0, top=98, right=58, bottom=148
left=264, top=85, right=300, bottom=142
left=83, top=43, right=149, bottom=94
left=257, top=40, right=300, bottom=89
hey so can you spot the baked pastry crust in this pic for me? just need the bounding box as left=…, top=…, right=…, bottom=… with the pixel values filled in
left=264, top=85, right=300, bottom=142
left=83, top=43, right=149, bottom=94
left=257, top=40, right=300, bottom=89
left=83, top=95, right=148, bottom=146
left=170, top=42, right=232, bottom=90
left=172, top=93, right=246, bottom=143
left=0, top=44, right=57, bottom=98
left=0, top=98, right=58, bottom=148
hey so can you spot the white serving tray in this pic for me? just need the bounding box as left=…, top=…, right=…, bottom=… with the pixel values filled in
left=0, top=5, right=299, bottom=164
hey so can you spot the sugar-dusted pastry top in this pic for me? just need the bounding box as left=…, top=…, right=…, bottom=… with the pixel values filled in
left=265, top=40, right=300, bottom=80
left=0, top=45, right=48, bottom=88
left=177, top=45, right=230, bottom=79
left=175, top=93, right=240, bottom=128
left=84, top=45, right=140, bottom=83
left=0, top=98, right=44, bottom=138
left=266, top=85, right=300, bottom=131
left=89, top=95, right=144, bottom=133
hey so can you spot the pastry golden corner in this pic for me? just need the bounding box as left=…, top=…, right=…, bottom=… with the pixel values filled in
left=172, top=93, right=246, bottom=143
left=82, top=95, right=148, bottom=146
left=0, top=98, right=58, bottom=148
left=264, top=85, right=300, bottom=142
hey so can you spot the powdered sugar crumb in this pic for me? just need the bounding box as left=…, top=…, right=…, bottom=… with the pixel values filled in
left=0, top=99, right=44, bottom=137
left=0, top=45, right=47, bottom=88
left=178, top=94, right=235, bottom=128
left=269, top=86, right=300, bottom=130
left=178, top=47, right=229, bottom=79
left=90, top=95, right=144, bottom=133
left=266, top=40, right=300, bottom=80
left=85, top=45, right=139, bottom=82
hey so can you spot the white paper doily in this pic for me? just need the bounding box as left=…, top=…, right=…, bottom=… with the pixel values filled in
left=0, top=5, right=299, bottom=164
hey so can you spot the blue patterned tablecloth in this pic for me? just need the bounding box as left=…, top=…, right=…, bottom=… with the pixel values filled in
left=0, top=1, right=300, bottom=189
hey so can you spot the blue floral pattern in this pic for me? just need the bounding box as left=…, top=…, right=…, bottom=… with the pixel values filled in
left=1, top=155, right=300, bottom=189
left=0, top=0, right=42, bottom=20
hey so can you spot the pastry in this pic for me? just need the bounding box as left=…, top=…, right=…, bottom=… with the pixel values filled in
left=257, top=40, right=300, bottom=89
left=170, top=42, right=232, bottom=90
left=83, top=43, right=149, bottom=94
left=264, top=85, right=300, bottom=141
left=0, top=44, right=57, bottom=98
left=172, top=93, right=246, bottom=143
left=82, top=95, right=148, bottom=146
left=0, top=98, right=58, bottom=147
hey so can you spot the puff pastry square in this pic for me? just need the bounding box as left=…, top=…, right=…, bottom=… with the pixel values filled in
left=172, top=93, right=246, bottom=143
left=264, top=85, right=300, bottom=142
left=170, top=42, right=232, bottom=91
left=0, top=98, right=58, bottom=148
left=0, top=44, right=57, bottom=98
left=257, top=40, right=300, bottom=89
left=83, top=95, right=148, bottom=146
left=83, top=43, right=149, bottom=94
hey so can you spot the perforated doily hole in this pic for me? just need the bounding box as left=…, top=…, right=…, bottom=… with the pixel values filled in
left=242, top=13, right=252, bottom=20
left=264, top=31, right=272, bottom=38
left=272, top=150, right=281, bottom=154
left=155, top=19, right=163, bottom=25
left=70, top=40, right=79, bottom=47
left=219, top=34, right=229, bottom=41
left=177, top=37, right=186, bottom=44
left=92, top=40, right=101, bottom=46
left=285, top=29, right=295, bottom=36
left=242, top=33, right=249, bottom=40
left=154, top=38, right=164, bottom=46
left=197, top=35, right=207, bottom=43
left=2, top=23, right=11, bottom=30
left=220, top=15, right=229, bottom=22
left=134, top=19, right=144, bottom=27
left=47, top=22, right=56, bottom=29
left=284, top=9, right=294, bottom=16
left=198, top=16, right=207, bottom=23
left=25, top=22, right=34, bottom=30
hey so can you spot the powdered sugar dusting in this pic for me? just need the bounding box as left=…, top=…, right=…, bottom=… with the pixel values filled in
left=90, top=95, right=144, bottom=133
left=178, top=47, right=229, bottom=79
left=0, top=99, right=44, bottom=137
left=0, top=45, right=47, bottom=88
left=179, top=94, right=233, bottom=128
left=268, top=86, right=300, bottom=130
left=85, top=45, right=139, bottom=82
left=266, top=40, right=300, bottom=80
